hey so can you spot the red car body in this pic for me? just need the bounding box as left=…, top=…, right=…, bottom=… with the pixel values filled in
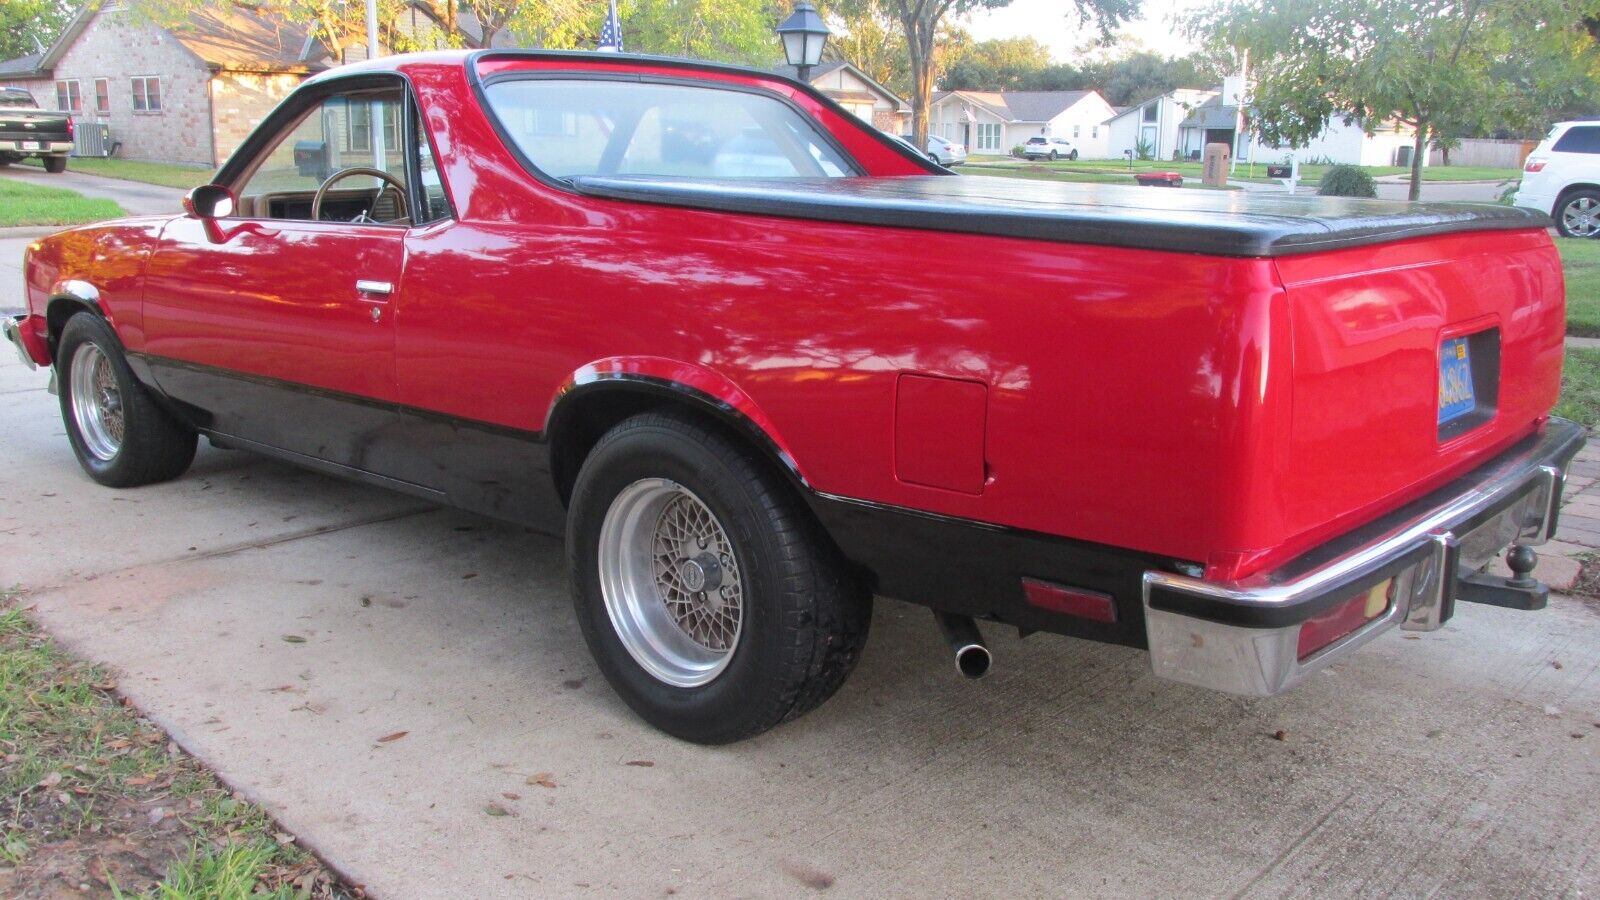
left=8, top=51, right=1584, bottom=702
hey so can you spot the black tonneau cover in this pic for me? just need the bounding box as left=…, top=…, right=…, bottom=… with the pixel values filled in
left=567, top=174, right=1547, bottom=258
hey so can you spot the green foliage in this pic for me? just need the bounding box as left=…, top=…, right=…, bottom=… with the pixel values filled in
left=1562, top=238, right=1600, bottom=339
left=0, top=177, right=123, bottom=227
left=0, top=0, right=69, bottom=63
left=1555, top=347, right=1600, bottom=429
left=940, top=46, right=1228, bottom=106
left=1134, top=136, right=1154, bottom=160
left=1316, top=164, right=1376, bottom=197
left=1185, top=0, right=1600, bottom=199
left=623, top=0, right=785, bottom=65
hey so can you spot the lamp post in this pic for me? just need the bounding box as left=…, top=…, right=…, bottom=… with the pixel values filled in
left=776, top=1, right=830, bottom=85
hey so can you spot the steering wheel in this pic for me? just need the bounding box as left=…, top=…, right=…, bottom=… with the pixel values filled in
left=310, top=166, right=408, bottom=223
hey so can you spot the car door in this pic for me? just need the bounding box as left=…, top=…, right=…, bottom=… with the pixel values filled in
left=142, top=78, right=416, bottom=474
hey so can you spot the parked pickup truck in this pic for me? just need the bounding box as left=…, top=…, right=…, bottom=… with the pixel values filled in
left=0, top=87, right=72, bottom=173
left=6, top=51, right=1583, bottom=744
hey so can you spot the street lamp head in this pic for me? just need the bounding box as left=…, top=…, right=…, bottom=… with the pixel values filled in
left=777, top=1, right=830, bottom=74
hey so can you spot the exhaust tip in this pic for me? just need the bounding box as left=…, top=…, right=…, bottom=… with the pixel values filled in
left=954, top=643, right=991, bottom=679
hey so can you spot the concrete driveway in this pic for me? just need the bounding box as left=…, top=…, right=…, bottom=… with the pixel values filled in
left=2, top=351, right=1598, bottom=897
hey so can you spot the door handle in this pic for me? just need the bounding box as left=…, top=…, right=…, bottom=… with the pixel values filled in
left=356, top=280, right=393, bottom=296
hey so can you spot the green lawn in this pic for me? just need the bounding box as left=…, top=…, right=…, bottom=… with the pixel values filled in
left=961, top=161, right=1239, bottom=189
left=1563, top=238, right=1600, bottom=338
left=0, top=177, right=123, bottom=227
left=21, top=156, right=213, bottom=190
left=1556, top=346, right=1600, bottom=429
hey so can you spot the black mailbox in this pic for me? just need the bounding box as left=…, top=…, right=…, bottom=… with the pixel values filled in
left=1266, top=164, right=1293, bottom=179
left=294, top=140, right=329, bottom=180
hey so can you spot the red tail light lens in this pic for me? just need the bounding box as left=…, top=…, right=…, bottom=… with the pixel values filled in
left=1524, top=159, right=1545, bottom=173
left=1021, top=577, right=1117, bottom=623
left=66, top=115, right=75, bottom=138
left=1297, top=579, right=1394, bottom=660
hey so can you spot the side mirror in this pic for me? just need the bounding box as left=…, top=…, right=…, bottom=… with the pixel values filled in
left=183, top=184, right=235, bottom=243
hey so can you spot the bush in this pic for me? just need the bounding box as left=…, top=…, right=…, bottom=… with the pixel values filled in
left=1317, top=164, right=1377, bottom=198
left=1011, top=144, right=1026, bottom=158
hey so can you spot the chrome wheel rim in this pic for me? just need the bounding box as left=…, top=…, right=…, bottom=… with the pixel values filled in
left=1563, top=196, right=1600, bottom=238
left=69, top=343, right=123, bottom=462
left=598, top=479, right=744, bottom=687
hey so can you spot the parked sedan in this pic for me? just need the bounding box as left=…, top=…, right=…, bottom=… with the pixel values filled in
left=898, top=133, right=966, bottom=166
left=7, top=50, right=1582, bottom=745
left=1514, top=119, right=1600, bottom=238
left=1022, top=135, right=1078, bottom=161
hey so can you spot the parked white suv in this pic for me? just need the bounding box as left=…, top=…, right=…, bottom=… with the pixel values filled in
left=1022, top=135, right=1078, bottom=161
left=1514, top=120, right=1600, bottom=238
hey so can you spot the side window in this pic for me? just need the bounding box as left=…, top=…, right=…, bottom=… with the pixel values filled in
left=236, top=87, right=409, bottom=223
left=413, top=107, right=451, bottom=223
left=1553, top=126, right=1600, bottom=154
left=482, top=79, right=857, bottom=180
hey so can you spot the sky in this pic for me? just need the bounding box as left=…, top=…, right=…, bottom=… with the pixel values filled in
left=960, top=0, right=1211, bottom=62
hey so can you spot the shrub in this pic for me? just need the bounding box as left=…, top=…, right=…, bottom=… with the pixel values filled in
left=1134, top=137, right=1154, bottom=161
left=1317, top=164, right=1377, bottom=198
left=1011, top=144, right=1026, bottom=158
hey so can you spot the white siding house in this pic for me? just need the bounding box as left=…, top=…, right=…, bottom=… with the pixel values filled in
left=1104, top=89, right=1217, bottom=161
left=929, top=89, right=1116, bottom=157
left=1178, top=94, right=1430, bottom=168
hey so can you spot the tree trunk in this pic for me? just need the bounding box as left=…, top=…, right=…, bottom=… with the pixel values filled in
left=1409, top=122, right=1427, bottom=202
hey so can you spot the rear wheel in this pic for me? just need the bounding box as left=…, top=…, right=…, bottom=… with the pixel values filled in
left=927, top=151, right=939, bottom=164
left=42, top=155, right=67, bottom=174
left=1557, top=189, right=1600, bottom=238
left=57, top=314, right=196, bottom=487
left=568, top=411, right=871, bottom=744
left=1048, top=149, right=1058, bottom=161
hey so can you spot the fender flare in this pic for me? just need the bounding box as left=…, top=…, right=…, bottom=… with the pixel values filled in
left=40, top=280, right=108, bottom=362
left=544, top=356, right=809, bottom=489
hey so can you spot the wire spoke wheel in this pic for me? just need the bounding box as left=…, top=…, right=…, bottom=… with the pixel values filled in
left=598, top=478, right=744, bottom=687
left=69, top=343, right=124, bottom=462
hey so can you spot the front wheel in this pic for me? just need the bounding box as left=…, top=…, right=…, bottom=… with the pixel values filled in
left=1069, top=149, right=1079, bottom=161
left=57, top=314, right=196, bottom=487
left=567, top=411, right=871, bottom=744
left=42, top=155, right=67, bottom=174
left=1557, top=189, right=1600, bottom=239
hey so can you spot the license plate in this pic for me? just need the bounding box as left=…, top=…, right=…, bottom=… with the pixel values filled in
left=24, top=141, right=43, bottom=151
left=1438, top=337, right=1475, bottom=425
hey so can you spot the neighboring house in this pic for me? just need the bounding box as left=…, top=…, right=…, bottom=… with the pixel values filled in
left=774, top=61, right=908, bottom=134
left=929, top=89, right=1116, bottom=157
left=1178, top=94, right=1429, bottom=168
left=1103, top=88, right=1217, bottom=161
left=0, top=1, right=329, bottom=166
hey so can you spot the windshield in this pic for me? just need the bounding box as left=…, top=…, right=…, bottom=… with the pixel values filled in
left=482, top=79, right=857, bottom=180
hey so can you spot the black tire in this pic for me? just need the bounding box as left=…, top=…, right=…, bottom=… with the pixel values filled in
left=1555, top=188, right=1600, bottom=239
left=927, top=151, right=939, bottom=163
left=1048, top=149, right=1058, bottom=161
left=42, top=155, right=67, bottom=173
left=568, top=411, right=871, bottom=744
left=1069, top=149, right=1079, bottom=161
left=56, top=314, right=197, bottom=487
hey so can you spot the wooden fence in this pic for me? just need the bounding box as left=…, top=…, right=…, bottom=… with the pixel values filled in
left=1428, top=138, right=1536, bottom=169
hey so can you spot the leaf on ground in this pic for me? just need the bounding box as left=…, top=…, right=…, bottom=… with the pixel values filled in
left=502, top=792, right=520, bottom=800
left=125, top=774, right=154, bottom=786
left=484, top=802, right=515, bottom=817
left=38, top=771, right=62, bottom=789
left=625, top=760, right=655, bottom=768
left=376, top=731, right=408, bottom=744
left=147, top=807, right=166, bottom=825
left=281, top=635, right=307, bottom=643
left=274, top=832, right=297, bottom=845
left=526, top=773, right=557, bottom=788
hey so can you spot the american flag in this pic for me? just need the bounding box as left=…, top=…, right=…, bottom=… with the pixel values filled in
left=597, top=0, right=623, bottom=52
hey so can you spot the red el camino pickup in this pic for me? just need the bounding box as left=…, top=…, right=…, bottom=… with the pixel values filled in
left=5, top=51, right=1584, bottom=743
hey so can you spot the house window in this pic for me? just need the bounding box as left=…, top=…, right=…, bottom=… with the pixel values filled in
left=55, top=79, right=81, bottom=112
left=976, top=122, right=1001, bottom=152
left=1142, top=103, right=1158, bottom=123
left=1073, top=125, right=1080, bottom=138
left=1092, top=125, right=1098, bottom=139
left=131, top=76, right=161, bottom=113
left=344, top=95, right=401, bottom=152
left=93, top=78, right=109, bottom=114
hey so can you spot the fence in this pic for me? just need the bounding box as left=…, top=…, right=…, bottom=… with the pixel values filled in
left=1428, top=138, right=1535, bottom=169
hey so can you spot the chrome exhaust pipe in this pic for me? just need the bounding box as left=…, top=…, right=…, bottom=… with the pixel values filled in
left=934, top=612, right=991, bottom=679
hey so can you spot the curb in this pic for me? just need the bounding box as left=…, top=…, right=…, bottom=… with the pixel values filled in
left=0, top=226, right=61, bottom=239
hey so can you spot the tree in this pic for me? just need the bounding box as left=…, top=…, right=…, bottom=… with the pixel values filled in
left=825, top=0, right=913, bottom=93
left=0, top=0, right=71, bottom=62
left=1186, top=0, right=1600, bottom=200
left=941, top=36, right=1051, bottom=89
left=891, top=0, right=1139, bottom=147
left=623, top=0, right=788, bottom=65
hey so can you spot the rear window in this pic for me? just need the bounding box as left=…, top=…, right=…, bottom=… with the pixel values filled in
left=0, top=90, right=37, bottom=108
left=482, top=79, right=857, bottom=180
left=1026, top=137, right=1047, bottom=144
left=1553, top=126, right=1600, bottom=154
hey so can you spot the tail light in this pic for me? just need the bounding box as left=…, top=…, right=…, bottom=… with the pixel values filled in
left=66, top=115, right=75, bottom=138
left=1524, top=158, right=1545, bottom=173
left=1296, top=578, right=1394, bottom=660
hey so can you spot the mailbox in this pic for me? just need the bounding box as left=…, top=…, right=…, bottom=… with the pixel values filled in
left=294, top=140, right=329, bottom=180
left=1266, top=164, right=1293, bottom=179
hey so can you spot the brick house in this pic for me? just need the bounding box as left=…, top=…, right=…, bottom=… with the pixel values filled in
left=774, top=61, right=909, bottom=134
left=0, top=1, right=328, bottom=167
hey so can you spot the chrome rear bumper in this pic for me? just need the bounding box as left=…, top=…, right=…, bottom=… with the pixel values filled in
left=3, top=314, right=37, bottom=370
left=1142, top=418, right=1587, bottom=695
